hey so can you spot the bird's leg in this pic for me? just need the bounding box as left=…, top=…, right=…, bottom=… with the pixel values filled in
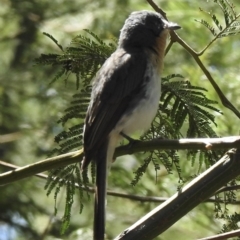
left=120, top=132, right=135, bottom=142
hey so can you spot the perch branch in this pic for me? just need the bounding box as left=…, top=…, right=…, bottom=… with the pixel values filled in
left=0, top=136, right=239, bottom=185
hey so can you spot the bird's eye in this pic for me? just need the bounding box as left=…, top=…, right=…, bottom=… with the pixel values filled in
left=149, top=27, right=161, bottom=37
left=146, top=18, right=163, bottom=37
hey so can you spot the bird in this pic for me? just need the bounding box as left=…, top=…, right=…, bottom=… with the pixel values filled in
left=82, top=10, right=180, bottom=240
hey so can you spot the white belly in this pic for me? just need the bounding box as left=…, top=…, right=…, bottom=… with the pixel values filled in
left=114, top=64, right=161, bottom=135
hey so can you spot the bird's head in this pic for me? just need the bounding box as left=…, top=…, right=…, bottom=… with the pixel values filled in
left=118, top=10, right=180, bottom=51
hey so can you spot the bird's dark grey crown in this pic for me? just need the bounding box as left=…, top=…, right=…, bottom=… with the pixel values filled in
left=118, top=10, right=166, bottom=49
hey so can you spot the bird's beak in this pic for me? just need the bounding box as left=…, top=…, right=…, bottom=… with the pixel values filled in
left=163, top=19, right=181, bottom=30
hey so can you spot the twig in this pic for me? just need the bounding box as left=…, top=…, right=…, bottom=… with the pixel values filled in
left=2, top=160, right=240, bottom=205
left=0, top=150, right=83, bottom=185
left=198, top=229, right=240, bottom=240
left=215, top=185, right=240, bottom=194
left=146, top=0, right=166, bottom=17
left=0, top=136, right=239, bottom=185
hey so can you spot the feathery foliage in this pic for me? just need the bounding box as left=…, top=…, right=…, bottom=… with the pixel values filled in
left=35, top=30, right=116, bottom=88
left=195, top=0, right=240, bottom=40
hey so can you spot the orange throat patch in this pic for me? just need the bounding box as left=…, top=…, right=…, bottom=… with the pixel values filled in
left=152, top=29, right=169, bottom=74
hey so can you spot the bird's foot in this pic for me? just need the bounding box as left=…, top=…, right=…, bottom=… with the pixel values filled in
left=120, top=132, right=141, bottom=148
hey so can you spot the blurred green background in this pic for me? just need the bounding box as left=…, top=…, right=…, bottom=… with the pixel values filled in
left=0, top=0, right=240, bottom=239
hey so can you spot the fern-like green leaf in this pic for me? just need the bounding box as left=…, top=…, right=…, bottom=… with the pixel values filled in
left=35, top=30, right=116, bottom=88
left=43, top=32, right=64, bottom=51
left=195, top=19, right=218, bottom=36
left=212, top=14, right=223, bottom=30
left=161, top=75, right=221, bottom=138
left=196, top=0, right=240, bottom=40
left=131, top=154, right=152, bottom=186
left=60, top=179, right=74, bottom=235
left=216, top=0, right=236, bottom=25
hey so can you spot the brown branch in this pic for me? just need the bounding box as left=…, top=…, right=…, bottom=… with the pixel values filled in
left=198, top=229, right=240, bottom=240
left=147, top=0, right=240, bottom=119
left=146, top=0, right=166, bottom=17
left=2, top=160, right=240, bottom=205
left=0, top=132, right=21, bottom=143
left=0, top=149, right=84, bottom=185
left=0, top=136, right=240, bottom=185
left=215, top=185, right=240, bottom=194
left=115, top=149, right=240, bottom=240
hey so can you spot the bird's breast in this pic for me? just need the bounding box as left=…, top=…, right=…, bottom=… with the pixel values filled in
left=115, top=62, right=161, bottom=135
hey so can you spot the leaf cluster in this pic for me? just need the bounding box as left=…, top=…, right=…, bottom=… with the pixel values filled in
left=45, top=164, right=89, bottom=233
left=196, top=0, right=240, bottom=38
left=35, top=30, right=116, bottom=88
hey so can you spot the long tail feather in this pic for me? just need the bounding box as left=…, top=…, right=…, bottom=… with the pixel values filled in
left=94, top=139, right=109, bottom=240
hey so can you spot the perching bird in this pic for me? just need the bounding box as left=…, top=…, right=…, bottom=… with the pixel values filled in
left=82, top=10, right=180, bottom=240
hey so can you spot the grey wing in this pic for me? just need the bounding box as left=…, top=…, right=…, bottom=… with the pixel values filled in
left=83, top=49, right=147, bottom=167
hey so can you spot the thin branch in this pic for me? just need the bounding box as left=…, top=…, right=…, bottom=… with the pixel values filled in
left=0, top=160, right=47, bottom=179
left=215, top=185, right=240, bottom=194
left=198, top=229, right=240, bottom=240
left=147, top=0, right=240, bottom=119
left=0, top=136, right=239, bottom=185
left=146, top=0, right=166, bottom=17
left=2, top=160, right=240, bottom=205
left=174, top=31, right=240, bottom=118
left=0, top=149, right=84, bottom=185
left=115, top=149, right=240, bottom=240
left=0, top=132, right=21, bottom=143
left=164, top=39, right=174, bottom=56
